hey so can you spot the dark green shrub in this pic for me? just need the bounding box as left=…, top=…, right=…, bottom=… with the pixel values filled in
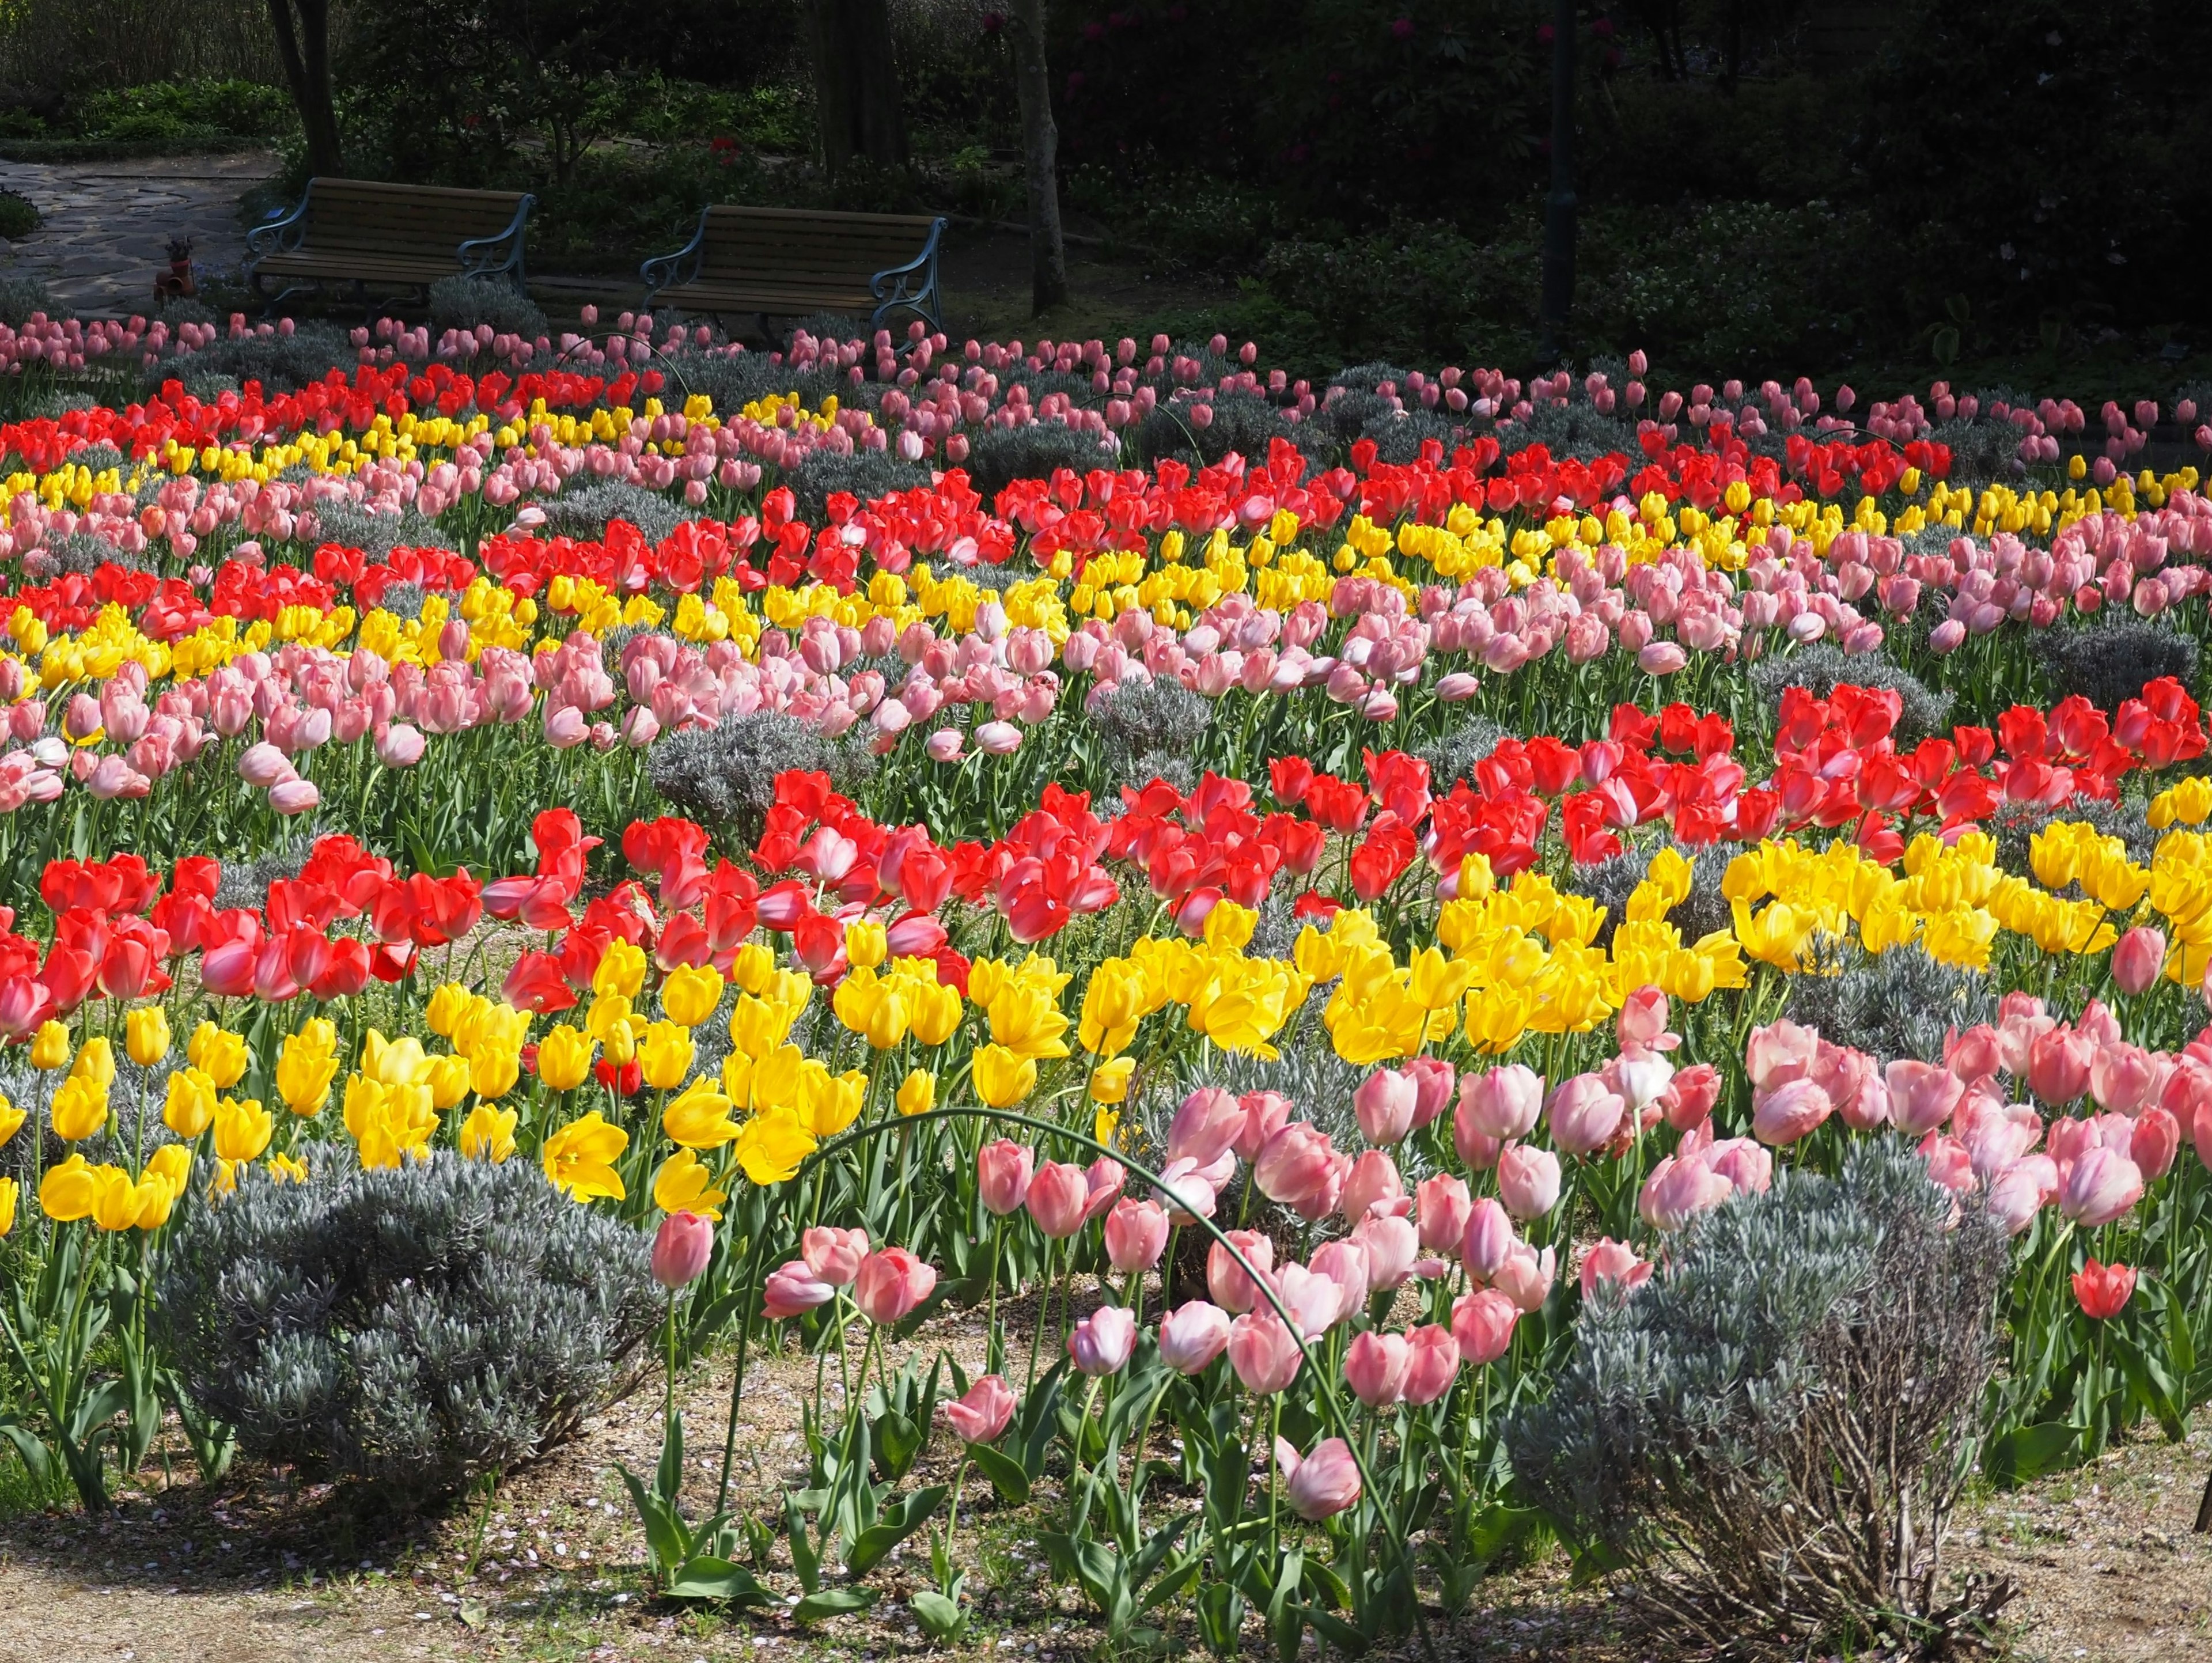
left=0, top=190, right=39, bottom=240
left=647, top=710, right=872, bottom=848
left=426, top=275, right=549, bottom=343
left=1508, top=1141, right=2010, bottom=1658
left=156, top=1153, right=660, bottom=1507
left=2033, top=620, right=2200, bottom=717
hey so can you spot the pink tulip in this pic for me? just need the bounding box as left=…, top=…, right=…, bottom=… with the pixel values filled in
left=1207, top=1229, right=1275, bottom=1312
left=1404, top=1055, right=1456, bottom=1128
left=2090, top=1044, right=2158, bottom=1115
left=237, top=741, right=295, bottom=787
left=1461, top=1196, right=1517, bottom=1282
left=1638, top=1147, right=1733, bottom=1231
left=1495, top=1143, right=1562, bottom=1220
left=2027, top=1027, right=2093, bottom=1106
left=1752, top=1078, right=1833, bottom=1146
left=1167, top=1086, right=1244, bottom=1166
left=2111, top=925, right=2166, bottom=996
left=1415, top=1173, right=1472, bottom=1253
left=1547, top=1073, right=1626, bottom=1156
left=1069, top=1305, right=1137, bottom=1376
left=1339, top=1149, right=1403, bottom=1223
left=2058, top=1146, right=2144, bottom=1227
left=852, top=1247, right=937, bottom=1324
left=1354, top=1067, right=1419, bottom=1145
left=1025, top=1160, right=1089, bottom=1238
left=1104, top=1198, right=1170, bottom=1272
left=2130, top=1105, right=2180, bottom=1180
left=1986, top=1155, right=2058, bottom=1234
left=1083, top=1157, right=1126, bottom=1222
left=1458, top=1063, right=1543, bottom=1140
left=1157, top=1300, right=1233, bottom=1373
left=1234, top=1090, right=1292, bottom=1159
left=1617, top=985, right=1676, bottom=1052
left=1253, top=1122, right=1346, bottom=1218
left=1746, top=1020, right=1819, bottom=1089
left=1491, top=1241, right=1556, bottom=1314
left=802, top=1225, right=869, bottom=1285
left=763, top=1260, right=836, bottom=1319
left=1662, top=1062, right=1721, bottom=1130
left=1577, top=1237, right=1652, bottom=1300
left=1227, top=1310, right=1305, bottom=1393
left=270, top=778, right=321, bottom=815
left=943, top=1374, right=1016, bottom=1444
left=1275, top=1436, right=1362, bottom=1521
left=1351, top=1213, right=1417, bottom=1291
left=1343, top=1331, right=1410, bottom=1408
left=1400, top=1324, right=1462, bottom=1404
left=652, top=1211, right=715, bottom=1289
left=976, top=1139, right=1034, bottom=1214
left=1884, top=1059, right=1964, bottom=1137
left=375, top=723, right=425, bottom=767
left=1449, top=1287, right=1518, bottom=1365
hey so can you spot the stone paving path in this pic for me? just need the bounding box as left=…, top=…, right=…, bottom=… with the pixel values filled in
left=0, top=149, right=281, bottom=316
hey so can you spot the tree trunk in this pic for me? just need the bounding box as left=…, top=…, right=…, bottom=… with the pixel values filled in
left=1537, top=0, right=1577, bottom=362
left=1009, top=0, right=1067, bottom=314
left=1722, top=0, right=1743, bottom=92
left=809, top=0, right=907, bottom=171
left=267, top=0, right=342, bottom=176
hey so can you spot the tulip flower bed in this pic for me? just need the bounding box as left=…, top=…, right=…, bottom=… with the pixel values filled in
left=0, top=323, right=2209, bottom=1658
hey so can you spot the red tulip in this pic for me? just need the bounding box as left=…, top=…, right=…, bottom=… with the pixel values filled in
left=2071, top=1257, right=2135, bottom=1320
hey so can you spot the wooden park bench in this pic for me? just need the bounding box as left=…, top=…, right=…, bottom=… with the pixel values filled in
left=639, top=205, right=946, bottom=335
left=246, top=178, right=536, bottom=310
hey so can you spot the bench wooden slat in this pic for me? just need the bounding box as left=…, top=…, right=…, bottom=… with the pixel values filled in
left=248, top=176, right=535, bottom=310
left=642, top=204, right=945, bottom=331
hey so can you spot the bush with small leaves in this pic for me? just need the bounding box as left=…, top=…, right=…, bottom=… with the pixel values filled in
left=2033, top=620, right=2200, bottom=715
left=0, top=271, right=51, bottom=327
left=1986, top=791, right=2158, bottom=877
left=1565, top=841, right=1741, bottom=950
left=1508, top=1140, right=2010, bottom=1659
left=1751, top=643, right=1954, bottom=745
left=783, top=446, right=932, bottom=522
left=426, top=275, right=548, bottom=344
left=309, top=497, right=457, bottom=560
left=962, top=422, right=1115, bottom=501
left=1092, top=676, right=1213, bottom=791
left=1780, top=940, right=1994, bottom=1065
left=646, top=710, right=872, bottom=848
left=1418, top=714, right=1504, bottom=793
left=539, top=481, right=701, bottom=549
left=155, top=1152, right=659, bottom=1509
left=139, top=320, right=357, bottom=398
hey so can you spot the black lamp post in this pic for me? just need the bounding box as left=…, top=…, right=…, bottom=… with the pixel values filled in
left=1537, top=0, right=1577, bottom=365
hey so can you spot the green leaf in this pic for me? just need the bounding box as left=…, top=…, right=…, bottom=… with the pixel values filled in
left=1982, top=1420, right=2079, bottom=1489
left=1464, top=1502, right=1543, bottom=1566
left=792, top=1586, right=877, bottom=1624
left=843, top=1484, right=947, bottom=1577
left=910, top=1588, right=964, bottom=1641
left=0, top=1418, right=51, bottom=1483
left=619, top=1464, right=688, bottom=1577
left=1298, top=1603, right=1372, bottom=1657
left=966, top=1440, right=1031, bottom=1504
left=655, top=1411, right=685, bottom=1507
left=786, top=1492, right=822, bottom=1593
left=1138, top=1554, right=1201, bottom=1613
left=1195, top=1578, right=1244, bottom=1657
left=2111, top=1334, right=2188, bottom=1444
left=874, top=1408, right=921, bottom=1480
left=664, top=1555, right=771, bottom=1605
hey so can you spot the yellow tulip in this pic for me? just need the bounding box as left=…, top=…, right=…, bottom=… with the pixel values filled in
left=1093, top=1106, right=1122, bottom=1150
left=844, top=919, right=887, bottom=971
left=732, top=1107, right=814, bottom=1185
left=806, top=1070, right=866, bottom=1139
left=729, top=941, right=775, bottom=995
left=125, top=1007, right=172, bottom=1067
left=276, top=1021, right=339, bottom=1116
left=1202, top=901, right=1257, bottom=952
left=426, top=1053, right=475, bottom=1110
left=270, top=1150, right=308, bottom=1184
left=50, top=1073, right=110, bottom=1142
left=0, top=1175, right=15, bottom=1237
left=592, top=938, right=647, bottom=1001
left=663, top=1077, right=739, bottom=1149
left=212, top=1097, right=273, bottom=1164
left=0, top=1092, right=22, bottom=1150
left=90, top=1164, right=141, bottom=1232
left=541, top=1111, right=628, bottom=1202
left=128, top=1173, right=176, bottom=1231
left=40, top=1153, right=97, bottom=1221
left=188, top=1021, right=249, bottom=1088
left=896, top=1069, right=935, bottom=1117
left=661, top=963, right=725, bottom=1028
left=638, top=1021, right=695, bottom=1091
left=536, top=1023, right=594, bottom=1090
left=972, top=1043, right=1037, bottom=1108
left=164, top=1066, right=217, bottom=1139
left=69, top=1036, right=115, bottom=1090
left=460, top=1103, right=518, bottom=1164
left=910, top=982, right=963, bottom=1047
left=1088, top=1055, right=1135, bottom=1104
left=425, top=980, right=478, bottom=1037
left=145, top=1143, right=192, bottom=1192
left=29, top=1020, right=70, bottom=1071
left=469, top=1045, right=521, bottom=1100
left=652, top=1147, right=727, bottom=1219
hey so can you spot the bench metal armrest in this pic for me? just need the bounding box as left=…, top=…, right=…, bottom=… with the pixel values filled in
left=247, top=188, right=312, bottom=257
left=457, top=195, right=537, bottom=285
left=640, top=208, right=712, bottom=301
left=870, top=217, right=947, bottom=334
